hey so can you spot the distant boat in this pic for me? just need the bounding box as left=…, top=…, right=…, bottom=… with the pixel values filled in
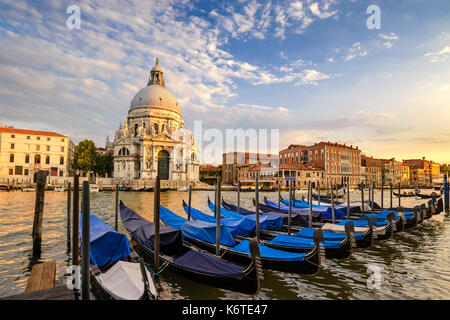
left=54, top=185, right=65, bottom=192
left=90, top=184, right=99, bottom=193
left=0, top=185, right=10, bottom=192
left=119, top=187, right=132, bottom=191
left=22, top=187, right=36, bottom=192
left=177, top=187, right=188, bottom=192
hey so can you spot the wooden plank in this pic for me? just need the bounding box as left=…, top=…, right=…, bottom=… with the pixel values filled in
left=24, top=261, right=56, bottom=293
left=1, top=286, right=74, bottom=300
left=25, top=263, right=44, bottom=293
left=40, top=261, right=56, bottom=290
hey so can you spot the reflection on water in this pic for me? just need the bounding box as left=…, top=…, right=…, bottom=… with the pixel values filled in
left=0, top=189, right=449, bottom=299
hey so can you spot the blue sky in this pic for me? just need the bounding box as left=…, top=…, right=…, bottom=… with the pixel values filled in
left=0, top=0, right=449, bottom=163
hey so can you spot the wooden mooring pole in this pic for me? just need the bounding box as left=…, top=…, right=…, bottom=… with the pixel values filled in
left=237, top=180, right=241, bottom=213
left=81, top=181, right=90, bottom=300
left=288, top=179, right=292, bottom=235
left=72, top=175, right=79, bottom=266
left=154, top=176, right=161, bottom=272
left=115, top=184, right=119, bottom=231
left=32, top=170, right=47, bottom=259
left=255, top=176, right=260, bottom=242
left=187, top=184, right=192, bottom=220
left=215, top=177, right=221, bottom=256
left=381, top=181, right=384, bottom=209
left=67, top=182, right=71, bottom=250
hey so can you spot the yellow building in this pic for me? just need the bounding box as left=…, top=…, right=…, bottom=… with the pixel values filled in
left=401, top=163, right=410, bottom=186
left=0, top=127, right=74, bottom=180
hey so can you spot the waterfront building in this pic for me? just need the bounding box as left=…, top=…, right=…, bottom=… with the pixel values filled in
left=0, top=127, right=74, bottom=180
left=404, top=158, right=436, bottom=186
left=383, top=158, right=402, bottom=186
left=401, top=163, right=410, bottom=187
left=277, top=163, right=325, bottom=189
left=279, top=142, right=361, bottom=187
left=110, top=59, right=199, bottom=182
left=361, top=155, right=384, bottom=187
left=222, top=152, right=277, bottom=185
left=199, top=164, right=221, bottom=185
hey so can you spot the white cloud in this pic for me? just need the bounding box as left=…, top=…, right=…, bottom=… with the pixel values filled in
left=425, top=46, right=450, bottom=63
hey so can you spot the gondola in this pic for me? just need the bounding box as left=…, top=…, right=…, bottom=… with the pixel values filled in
left=120, top=201, right=262, bottom=295
left=311, top=193, right=381, bottom=211
left=160, top=187, right=169, bottom=192
left=165, top=204, right=324, bottom=274
left=119, top=186, right=132, bottom=191
left=393, top=190, right=417, bottom=197
left=260, top=198, right=394, bottom=241
left=414, top=190, right=442, bottom=199
left=203, top=199, right=352, bottom=259
left=222, top=198, right=373, bottom=249
left=81, top=214, right=158, bottom=300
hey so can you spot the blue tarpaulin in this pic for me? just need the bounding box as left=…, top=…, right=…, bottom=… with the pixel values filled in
left=182, top=203, right=255, bottom=237
left=267, top=233, right=341, bottom=249
left=120, top=202, right=184, bottom=256
left=79, top=214, right=130, bottom=268
left=294, top=227, right=365, bottom=241
left=207, top=200, right=284, bottom=231
left=280, top=199, right=347, bottom=220
left=337, top=219, right=388, bottom=227
left=120, top=202, right=247, bottom=281
left=160, top=206, right=236, bottom=246
left=230, top=240, right=307, bottom=261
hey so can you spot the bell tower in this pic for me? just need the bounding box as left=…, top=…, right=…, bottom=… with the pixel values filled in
left=147, top=57, right=165, bottom=87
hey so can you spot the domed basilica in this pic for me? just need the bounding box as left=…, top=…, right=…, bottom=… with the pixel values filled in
left=109, top=59, right=199, bottom=181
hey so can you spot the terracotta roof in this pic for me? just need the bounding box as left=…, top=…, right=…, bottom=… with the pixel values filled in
left=310, top=141, right=359, bottom=150
left=0, top=127, right=67, bottom=138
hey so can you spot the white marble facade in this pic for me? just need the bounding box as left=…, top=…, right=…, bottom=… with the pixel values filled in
left=110, top=59, right=199, bottom=181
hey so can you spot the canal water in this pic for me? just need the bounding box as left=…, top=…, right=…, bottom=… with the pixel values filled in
left=0, top=189, right=449, bottom=299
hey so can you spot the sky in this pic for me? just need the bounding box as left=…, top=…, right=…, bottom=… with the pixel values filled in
left=0, top=0, right=449, bottom=165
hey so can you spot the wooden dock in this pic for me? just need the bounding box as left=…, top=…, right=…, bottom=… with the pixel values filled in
left=0, top=261, right=75, bottom=300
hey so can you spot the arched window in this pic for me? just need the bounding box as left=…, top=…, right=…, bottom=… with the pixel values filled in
left=154, top=123, right=158, bottom=134
left=135, top=123, right=138, bottom=136
left=25, top=154, right=30, bottom=163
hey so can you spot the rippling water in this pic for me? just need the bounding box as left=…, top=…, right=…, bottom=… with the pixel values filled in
left=0, top=189, right=449, bottom=299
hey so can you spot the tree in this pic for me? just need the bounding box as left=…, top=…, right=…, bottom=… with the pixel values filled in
left=72, top=140, right=98, bottom=176
left=93, top=153, right=114, bottom=177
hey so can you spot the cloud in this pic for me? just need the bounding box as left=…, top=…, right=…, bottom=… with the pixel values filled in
left=377, top=32, right=399, bottom=49
left=425, top=46, right=450, bottom=63
left=343, top=42, right=368, bottom=61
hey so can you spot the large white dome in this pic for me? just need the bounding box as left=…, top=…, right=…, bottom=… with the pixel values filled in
left=130, top=85, right=180, bottom=115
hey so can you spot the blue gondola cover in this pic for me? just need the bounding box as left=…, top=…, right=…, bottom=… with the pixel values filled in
left=79, top=214, right=131, bottom=268
left=120, top=202, right=184, bottom=256
left=160, top=206, right=236, bottom=246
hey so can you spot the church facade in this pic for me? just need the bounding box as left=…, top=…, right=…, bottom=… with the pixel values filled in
left=109, top=59, right=199, bottom=182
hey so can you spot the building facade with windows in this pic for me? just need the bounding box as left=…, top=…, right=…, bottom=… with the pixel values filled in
left=222, top=152, right=277, bottom=185
left=0, top=127, right=74, bottom=179
left=279, top=142, right=361, bottom=187
left=111, top=59, right=199, bottom=182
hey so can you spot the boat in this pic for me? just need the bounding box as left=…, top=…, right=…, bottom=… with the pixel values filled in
left=119, top=186, right=132, bottom=191
left=166, top=204, right=324, bottom=273
left=160, top=187, right=169, bottom=192
left=22, top=187, right=36, bottom=192
left=415, top=190, right=442, bottom=199
left=132, top=187, right=145, bottom=192
left=203, top=199, right=351, bottom=259
left=120, top=201, right=262, bottom=295
left=54, top=185, right=65, bottom=192
left=311, top=193, right=380, bottom=211
left=222, top=199, right=373, bottom=249
left=90, top=184, right=99, bottom=192
left=0, top=185, right=10, bottom=192
left=260, top=198, right=393, bottom=241
left=177, top=187, right=188, bottom=192
left=80, top=214, right=158, bottom=300
left=392, top=190, right=416, bottom=197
